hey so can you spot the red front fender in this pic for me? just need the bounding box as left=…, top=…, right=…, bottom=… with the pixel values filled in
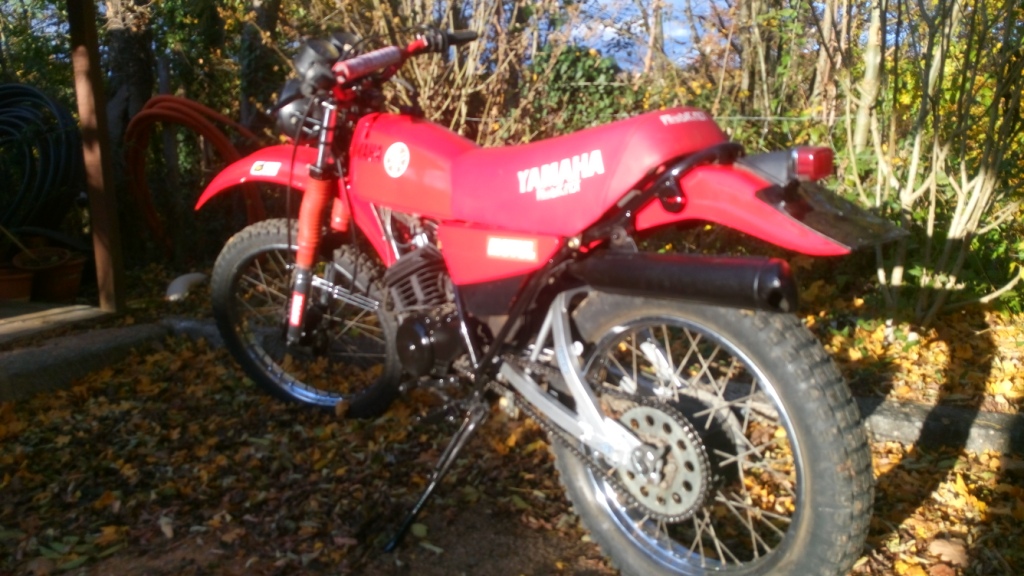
left=195, top=145, right=321, bottom=210
left=635, top=165, right=852, bottom=256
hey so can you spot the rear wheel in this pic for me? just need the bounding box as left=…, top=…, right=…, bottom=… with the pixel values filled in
left=551, top=293, right=872, bottom=575
left=211, top=219, right=400, bottom=416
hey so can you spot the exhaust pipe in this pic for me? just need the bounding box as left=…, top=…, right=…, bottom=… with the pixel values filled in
left=568, top=252, right=797, bottom=313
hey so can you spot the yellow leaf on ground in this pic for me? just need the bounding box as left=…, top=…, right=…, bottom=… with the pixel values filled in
left=894, top=559, right=922, bottom=575
left=989, top=379, right=1014, bottom=395
left=95, top=525, right=124, bottom=546
left=954, top=473, right=969, bottom=496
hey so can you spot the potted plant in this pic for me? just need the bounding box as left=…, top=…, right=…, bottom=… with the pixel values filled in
left=1, top=225, right=85, bottom=302
left=0, top=225, right=36, bottom=302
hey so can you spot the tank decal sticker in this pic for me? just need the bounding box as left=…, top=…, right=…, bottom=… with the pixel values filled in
left=383, top=142, right=410, bottom=178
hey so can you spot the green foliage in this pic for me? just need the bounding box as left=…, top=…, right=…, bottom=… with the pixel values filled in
left=0, top=2, right=75, bottom=104
left=524, top=45, right=642, bottom=137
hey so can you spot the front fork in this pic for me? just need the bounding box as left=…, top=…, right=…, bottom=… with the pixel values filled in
left=286, top=102, right=350, bottom=346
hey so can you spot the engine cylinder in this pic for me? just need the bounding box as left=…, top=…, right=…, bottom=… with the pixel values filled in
left=383, top=245, right=448, bottom=313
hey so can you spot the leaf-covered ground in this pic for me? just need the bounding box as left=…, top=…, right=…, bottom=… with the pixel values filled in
left=0, top=334, right=1021, bottom=575
left=2, top=261, right=1024, bottom=575
left=798, top=274, right=1024, bottom=415
left=0, top=337, right=613, bottom=575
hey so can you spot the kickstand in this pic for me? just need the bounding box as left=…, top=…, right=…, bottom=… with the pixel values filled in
left=384, top=394, right=489, bottom=552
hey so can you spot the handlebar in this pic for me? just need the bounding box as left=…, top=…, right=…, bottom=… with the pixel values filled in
left=333, top=46, right=404, bottom=83
left=448, top=30, right=478, bottom=46
left=331, top=29, right=478, bottom=84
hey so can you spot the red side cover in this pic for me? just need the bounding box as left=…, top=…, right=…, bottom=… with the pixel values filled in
left=437, top=224, right=561, bottom=285
left=450, top=108, right=726, bottom=236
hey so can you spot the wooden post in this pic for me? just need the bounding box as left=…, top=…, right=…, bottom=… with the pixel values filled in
left=67, top=0, right=125, bottom=313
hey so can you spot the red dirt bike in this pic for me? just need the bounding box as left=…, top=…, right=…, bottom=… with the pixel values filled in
left=198, top=28, right=899, bottom=575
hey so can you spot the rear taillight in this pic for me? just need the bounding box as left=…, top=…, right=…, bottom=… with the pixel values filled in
left=791, top=147, right=834, bottom=181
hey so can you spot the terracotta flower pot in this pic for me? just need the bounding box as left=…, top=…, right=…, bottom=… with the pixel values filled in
left=33, top=253, right=87, bottom=302
left=12, top=247, right=70, bottom=271
left=9, top=249, right=86, bottom=303
left=0, top=266, right=33, bottom=302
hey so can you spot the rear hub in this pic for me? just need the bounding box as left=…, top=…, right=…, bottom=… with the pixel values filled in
left=616, top=402, right=711, bottom=522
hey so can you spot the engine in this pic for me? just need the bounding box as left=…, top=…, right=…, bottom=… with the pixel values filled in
left=383, top=245, right=465, bottom=377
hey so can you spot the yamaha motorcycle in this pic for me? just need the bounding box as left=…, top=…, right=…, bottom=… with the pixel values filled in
left=198, top=28, right=898, bottom=575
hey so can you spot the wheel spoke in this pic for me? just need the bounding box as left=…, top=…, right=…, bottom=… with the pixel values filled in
left=214, top=224, right=395, bottom=408
left=567, top=309, right=811, bottom=572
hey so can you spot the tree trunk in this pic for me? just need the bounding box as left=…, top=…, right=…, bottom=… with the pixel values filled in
left=239, top=0, right=283, bottom=131
left=852, top=0, right=883, bottom=152
left=641, top=0, right=664, bottom=75
left=104, top=0, right=154, bottom=149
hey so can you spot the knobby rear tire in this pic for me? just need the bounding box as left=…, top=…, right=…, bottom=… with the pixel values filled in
left=210, top=219, right=401, bottom=417
left=551, top=294, right=872, bottom=576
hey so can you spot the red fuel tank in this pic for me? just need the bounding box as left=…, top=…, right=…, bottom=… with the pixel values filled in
left=347, top=113, right=478, bottom=218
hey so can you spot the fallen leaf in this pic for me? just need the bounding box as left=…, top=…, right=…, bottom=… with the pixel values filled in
left=158, top=516, right=174, bottom=539
left=905, top=565, right=927, bottom=576
left=333, top=535, right=358, bottom=547
left=418, top=541, right=444, bottom=554
left=95, top=525, right=124, bottom=546
left=894, top=559, right=920, bottom=575
left=221, top=527, right=246, bottom=544
left=928, top=564, right=955, bottom=576
left=927, top=539, right=967, bottom=566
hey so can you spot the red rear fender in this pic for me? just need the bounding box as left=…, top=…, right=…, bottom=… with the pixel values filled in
left=635, top=165, right=851, bottom=256
left=194, top=145, right=320, bottom=210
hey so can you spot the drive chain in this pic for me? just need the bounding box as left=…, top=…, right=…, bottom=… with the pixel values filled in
left=497, top=356, right=713, bottom=523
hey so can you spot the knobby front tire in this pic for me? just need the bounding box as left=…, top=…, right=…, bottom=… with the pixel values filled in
left=551, top=294, right=872, bottom=576
left=211, top=219, right=401, bottom=417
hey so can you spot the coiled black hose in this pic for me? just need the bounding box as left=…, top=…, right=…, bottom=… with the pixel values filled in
left=0, top=84, right=83, bottom=230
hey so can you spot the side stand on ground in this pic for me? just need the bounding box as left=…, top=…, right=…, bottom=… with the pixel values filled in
left=384, top=393, right=490, bottom=552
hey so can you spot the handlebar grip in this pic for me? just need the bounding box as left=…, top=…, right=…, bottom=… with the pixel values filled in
left=447, top=30, right=478, bottom=46
left=334, top=46, right=404, bottom=82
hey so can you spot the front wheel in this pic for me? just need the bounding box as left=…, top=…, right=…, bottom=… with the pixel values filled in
left=551, top=294, right=872, bottom=575
left=210, top=219, right=401, bottom=416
